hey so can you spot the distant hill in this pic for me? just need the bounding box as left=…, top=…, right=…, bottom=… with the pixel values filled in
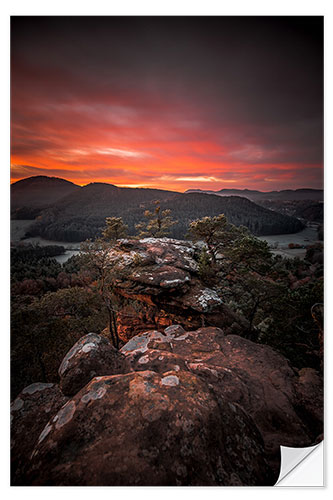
left=11, top=176, right=80, bottom=216
left=256, top=199, right=324, bottom=224
left=185, top=188, right=323, bottom=202
left=56, top=182, right=177, bottom=216
left=153, top=193, right=305, bottom=239
left=15, top=177, right=304, bottom=242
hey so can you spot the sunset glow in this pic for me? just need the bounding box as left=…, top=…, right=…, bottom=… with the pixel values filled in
left=11, top=17, right=323, bottom=191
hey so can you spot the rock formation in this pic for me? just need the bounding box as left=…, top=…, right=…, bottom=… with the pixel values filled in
left=11, top=326, right=323, bottom=486
left=11, top=382, right=68, bottom=485
left=107, top=238, right=249, bottom=341
left=58, top=332, right=129, bottom=396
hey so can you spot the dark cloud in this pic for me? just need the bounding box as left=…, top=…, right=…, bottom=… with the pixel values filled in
left=11, top=164, right=132, bottom=182
left=11, top=164, right=81, bottom=180
left=11, top=16, right=323, bottom=190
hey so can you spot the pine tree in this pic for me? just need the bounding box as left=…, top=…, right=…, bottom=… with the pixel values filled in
left=188, top=214, right=245, bottom=262
left=101, top=217, right=128, bottom=241
left=135, top=200, right=177, bottom=238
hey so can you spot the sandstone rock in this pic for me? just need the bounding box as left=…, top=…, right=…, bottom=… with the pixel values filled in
left=105, top=238, right=249, bottom=341
left=121, top=326, right=323, bottom=475
left=59, top=333, right=129, bottom=396
left=130, top=349, right=187, bottom=375
left=111, top=238, right=199, bottom=273
left=14, top=326, right=323, bottom=486
left=180, top=285, right=223, bottom=312
left=164, top=324, right=185, bottom=337
left=120, top=330, right=170, bottom=356
left=296, top=367, right=324, bottom=439
left=26, top=370, right=274, bottom=486
left=11, top=382, right=67, bottom=485
left=131, top=264, right=190, bottom=288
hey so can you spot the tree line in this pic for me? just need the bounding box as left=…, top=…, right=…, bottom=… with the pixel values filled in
left=24, top=192, right=304, bottom=242
left=11, top=206, right=322, bottom=399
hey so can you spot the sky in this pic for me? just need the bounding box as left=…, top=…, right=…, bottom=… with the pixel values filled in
left=11, top=16, right=323, bottom=192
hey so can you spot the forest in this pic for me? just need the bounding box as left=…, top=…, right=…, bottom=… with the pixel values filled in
left=256, top=199, right=324, bottom=224
left=11, top=177, right=305, bottom=242
left=23, top=191, right=304, bottom=242
left=11, top=210, right=323, bottom=399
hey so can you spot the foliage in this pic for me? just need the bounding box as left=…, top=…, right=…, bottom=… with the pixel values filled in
left=101, top=217, right=128, bottom=241
left=222, top=234, right=272, bottom=275
left=25, top=189, right=304, bottom=242
left=10, top=212, right=323, bottom=398
left=11, top=244, right=66, bottom=285
left=79, top=221, right=130, bottom=348
left=10, top=243, right=105, bottom=396
left=188, top=214, right=248, bottom=262
left=11, top=287, right=107, bottom=397
left=62, top=254, right=85, bottom=274
left=11, top=206, right=43, bottom=220
left=197, top=248, right=216, bottom=283
left=317, top=225, right=323, bottom=240
left=11, top=243, right=65, bottom=261
left=189, top=215, right=323, bottom=370
left=258, top=280, right=323, bottom=369
left=135, top=200, right=178, bottom=238
left=256, top=199, right=323, bottom=224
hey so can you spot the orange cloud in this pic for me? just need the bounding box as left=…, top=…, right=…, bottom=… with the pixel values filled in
left=11, top=17, right=323, bottom=192
left=11, top=61, right=323, bottom=192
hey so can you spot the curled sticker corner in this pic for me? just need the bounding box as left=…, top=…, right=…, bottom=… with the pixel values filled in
left=275, top=441, right=324, bottom=486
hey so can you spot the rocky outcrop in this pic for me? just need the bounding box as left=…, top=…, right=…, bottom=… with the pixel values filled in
left=25, top=370, right=274, bottom=486
left=11, top=382, right=68, bottom=485
left=120, top=327, right=323, bottom=474
left=296, top=367, right=324, bottom=439
left=58, top=333, right=129, bottom=396
left=107, top=238, right=248, bottom=341
left=12, top=326, right=323, bottom=486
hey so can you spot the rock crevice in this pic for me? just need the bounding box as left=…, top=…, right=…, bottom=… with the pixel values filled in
left=11, top=326, right=323, bottom=486
left=107, top=238, right=248, bottom=341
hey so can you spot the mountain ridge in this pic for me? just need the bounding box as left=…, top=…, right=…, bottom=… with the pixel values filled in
left=12, top=175, right=322, bottom=198
left=185, top=187, right=323, bottom=201
left=11, top=176, right=306, bottom=242
left=11, top=175, right=81, bottom=211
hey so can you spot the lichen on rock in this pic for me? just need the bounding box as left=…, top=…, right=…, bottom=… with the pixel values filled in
left=58, top=332, right=129, bottom=396
left=12, top=323, right=323, bottom=486
left=103, top=238, right=248, bottom=342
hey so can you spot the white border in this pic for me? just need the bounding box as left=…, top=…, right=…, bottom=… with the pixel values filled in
left=2, top=1, right=332, bottom=498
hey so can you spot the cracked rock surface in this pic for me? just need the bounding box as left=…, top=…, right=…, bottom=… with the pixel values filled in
left=58, top=332, right=129, bottom=396
left=12, top=325, right=323, bottom=486
left=108, top=238, right=248, bottom=341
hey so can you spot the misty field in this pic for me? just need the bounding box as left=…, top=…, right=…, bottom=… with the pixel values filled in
left=258, top=226, right=320, bottom=258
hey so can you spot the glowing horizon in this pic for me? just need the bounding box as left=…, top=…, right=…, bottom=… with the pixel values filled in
left=10, top=171, right=323, bottom=194
left=11, top=17, right=323, bottom=193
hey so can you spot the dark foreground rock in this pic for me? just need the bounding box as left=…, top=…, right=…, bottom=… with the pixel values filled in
left=11, top=383, right=68, bottom=485
left=12, top=326, right=323, bottom=486
left=296, top=367, right=324, bottom=439
left=26, top=370, right=274, bottom=486
left=58, top=332, right=129, bottom=396
left=120, top=327, right=323, bottom=474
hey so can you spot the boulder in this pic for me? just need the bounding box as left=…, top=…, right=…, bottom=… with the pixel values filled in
left=105, top=238, right=249, bottom=341
left=13, top=326, right=323, bottom=486
left=130, top=349, right=187, bottom=375
left=58, top=333, right=129, bottom=396
left=11, top=382, right=68, bottom=485
left=296, top=367, right=324, bottom=439
left=120, top=330, right=171, bottom=357
left=164, top=324, right=185, bottom=337
left=26, top=370, right=274, bottom=486
left=121, top=326, right=323, bottom=474
left=131, top=264, right=191, bottom=288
